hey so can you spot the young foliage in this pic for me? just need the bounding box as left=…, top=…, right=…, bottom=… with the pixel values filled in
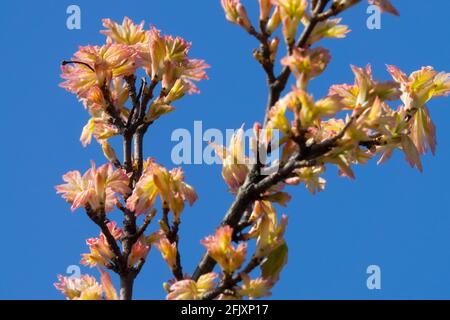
left=55, top=1, right=449, bottom=300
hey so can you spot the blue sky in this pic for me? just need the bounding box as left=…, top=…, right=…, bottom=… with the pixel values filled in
left=1, top=0, right=450, bottom=299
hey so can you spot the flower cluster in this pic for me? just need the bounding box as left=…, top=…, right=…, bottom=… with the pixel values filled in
left=54, top=269, right=117, bottom=300
left=56, top=162, right=130, bottom=213
left=56, top=17, right=204, bottom=301
left=81, top=221, right=123, bottom=268
left=55, top=0, right=449, bottom=301
left=60, top=17, right=208, bottom=148
left=210, top=127, right=251, bottom=193
left=201, top=225, right=247, bottom=274
left=126, top=158, right=197, bottom=217
left=166, top=273, right=218, bottom=300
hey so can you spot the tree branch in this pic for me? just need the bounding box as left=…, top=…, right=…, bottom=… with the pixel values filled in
left=192, top=1, right=336, bottom=281
left=201, top=256, right=263, bottom=300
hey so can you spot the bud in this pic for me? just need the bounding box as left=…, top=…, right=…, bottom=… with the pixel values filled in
left=163, top=282, right=171, bottom=293
left=274, top=0, right=307, bottom=45
left=237, top=4, right=253, bottom=32
left=156, top=238, right=178, bottom=269
left=101, top=140, right=118, bottom=164
left=259, top=0, right=272, bottom=21
left=145, top=103, right=175, bottom=123
left=269, top=37, right=279, bottom=63
left=267, top=6, right=281, bottom=34
left=221, top=0, right=253, bottom=32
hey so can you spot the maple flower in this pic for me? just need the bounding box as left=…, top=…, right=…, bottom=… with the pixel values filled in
left=127, top=159, right=197, bottom=217
left=330, top=64, right=400, bottom=110
left=155, top=237, right=178, bottom=270
left=272, top=89, right=344, bottom=131
left=78, top=79, right=129, bottom=146
left=128, top=237, right=151, bottom=267
left=201, top=226, right=247, bottom=274
left=307, top=18, right=350, bottom=44
left=137, top=27, right=209, bottom=94
left=81, top=222, right=122, bottom=268
left=211, top=127, right=251, bottom=194
left=166, top=273, right=218, bottom=300
left=387, top=65, right=450, bottom=155
left=281, top=47, right=331, bottom=89
left=286, top=166, right=327, bottom=194
left=267, top=103, right=291, bottom=135
left=272, top=0, right=307, bottom=44
left=56, top=162, right=130, bottom=213
left=101, top=17, right=149, bottom=45
left=248, top=201, right=288, bottom=258
left=54, top=274, right=103, bottom=300
left=387, top=65, right=450, bottom=111
left=80, top=117, right=118, bottom=147
left=238, top=274, right=273, bottom=299
left=60, top=44, right=137, bottom=97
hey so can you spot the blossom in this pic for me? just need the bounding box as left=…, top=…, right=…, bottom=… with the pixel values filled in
left=81, top=222, right=122, bottom=268
left=387, top=65, right=450, bottom=111
left=272, top=89, right=344, bottom=130
left=126, top=159, right=197, bottom=217
left=55, top=270, right=117, bottom=300
left=77, top=79, right=129, bottom=142
left=144, top=102, right=175, bottom=123
left=56, top=162, right=130, bottom=213
left=267, top=103, right=290, bottom=135
left=80, top=116, right=118, bottom=147
left=210, top=127, right=250, bottom=194
left=201, top=226, right=247, bottom=274
left=136, top=27, right=208, bottom=94
left=155, top=237, right=178, bottom=270
left=101, top=17, right=148, bottom=45
left=238, top=274, right=273, bottom=299
left=330, top=64, right=400, bottom=109
left=272, top=0, right=307, bottom=44
left=387, top=65, right=450, bottom=155
left=128, top=237, right=151, bottom=267
left=60, top=44, right=137, bottom=97
left=281, top=47, right=331, bottom=88
left=54, top=274, right=103, bottom=300
left=401, top=134, right=422, bottom=172
left=248, top=201, right=288, bottom=257
left=166, top=273, right=218, bottom=300
left=286, top=166, right=327, bottom=194
left=272, top=0, right=308, bottom=44
left=220, top=0, right=252, bottom=31
left=308, top=18, right=350, bottom=44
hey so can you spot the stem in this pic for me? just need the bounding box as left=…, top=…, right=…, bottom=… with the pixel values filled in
left=134, top=127, right=145, bottom=181
left=192, top=0, right=344, bottom=281
left=123, top=134, right=133, bottom=174
left=120, top=273, right=135, bottom=300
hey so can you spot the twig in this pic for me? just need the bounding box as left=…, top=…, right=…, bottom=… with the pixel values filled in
left=201, top=256, right=263, bottom=300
